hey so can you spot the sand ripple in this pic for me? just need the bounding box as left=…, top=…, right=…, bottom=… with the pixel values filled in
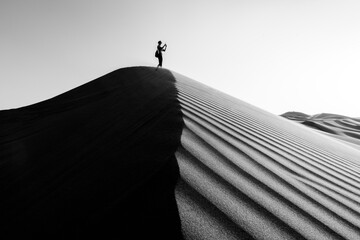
left=173, top=72, right=360, bottom=240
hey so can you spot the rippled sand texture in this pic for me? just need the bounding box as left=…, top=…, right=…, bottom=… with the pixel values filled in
left=173, top=72, right=360, bottom=240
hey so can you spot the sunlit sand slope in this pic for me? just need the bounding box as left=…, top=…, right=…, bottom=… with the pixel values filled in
left=173, top=72, right=360, bottom=240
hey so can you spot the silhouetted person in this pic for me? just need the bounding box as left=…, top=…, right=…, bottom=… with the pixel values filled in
left=156, top=41, right=167, bottom=70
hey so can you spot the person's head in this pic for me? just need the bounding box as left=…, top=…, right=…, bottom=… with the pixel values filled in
left=158, top=41, right=162, bottom=45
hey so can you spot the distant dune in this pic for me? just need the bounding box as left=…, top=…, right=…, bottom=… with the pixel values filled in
left=2, top=67, right=360, bottom=239
left=281, top=111, right=311, bottom=122
left=282, top=112, right=360, bottom=148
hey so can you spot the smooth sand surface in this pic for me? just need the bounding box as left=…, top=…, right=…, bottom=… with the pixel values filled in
left=0, top=67, right=184, bottom=239
left=173, top=72, right=360, bottom=240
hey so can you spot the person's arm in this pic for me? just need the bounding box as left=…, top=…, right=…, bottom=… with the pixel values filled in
left=162, top=44, right=167, bottom=51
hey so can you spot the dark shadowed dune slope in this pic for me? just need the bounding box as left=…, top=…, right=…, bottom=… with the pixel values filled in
left=0, top=67, right=184, bottom=239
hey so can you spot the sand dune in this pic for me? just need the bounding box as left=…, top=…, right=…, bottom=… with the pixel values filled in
left=0, top=67, right=184, bottom=239
left=282, top=112, right=360, bottom=148
left=2, top=66, right=360, bottom=239
left=173, top=72, right=360, bottom=239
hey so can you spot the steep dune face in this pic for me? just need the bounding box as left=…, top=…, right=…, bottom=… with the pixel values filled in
left=173, top=72, right=360, bottom=240
left=0, top=67, right=184, bottom=239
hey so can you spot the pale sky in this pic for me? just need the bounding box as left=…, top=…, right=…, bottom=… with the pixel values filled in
left=2, top=0, right=360, bottom=116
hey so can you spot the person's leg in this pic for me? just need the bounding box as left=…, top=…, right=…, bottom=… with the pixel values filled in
left=159, top=56, right=163, bottom=67
left=156, top=56, right=163, bottom=71
left=156, top=57, right=160, bottom=70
